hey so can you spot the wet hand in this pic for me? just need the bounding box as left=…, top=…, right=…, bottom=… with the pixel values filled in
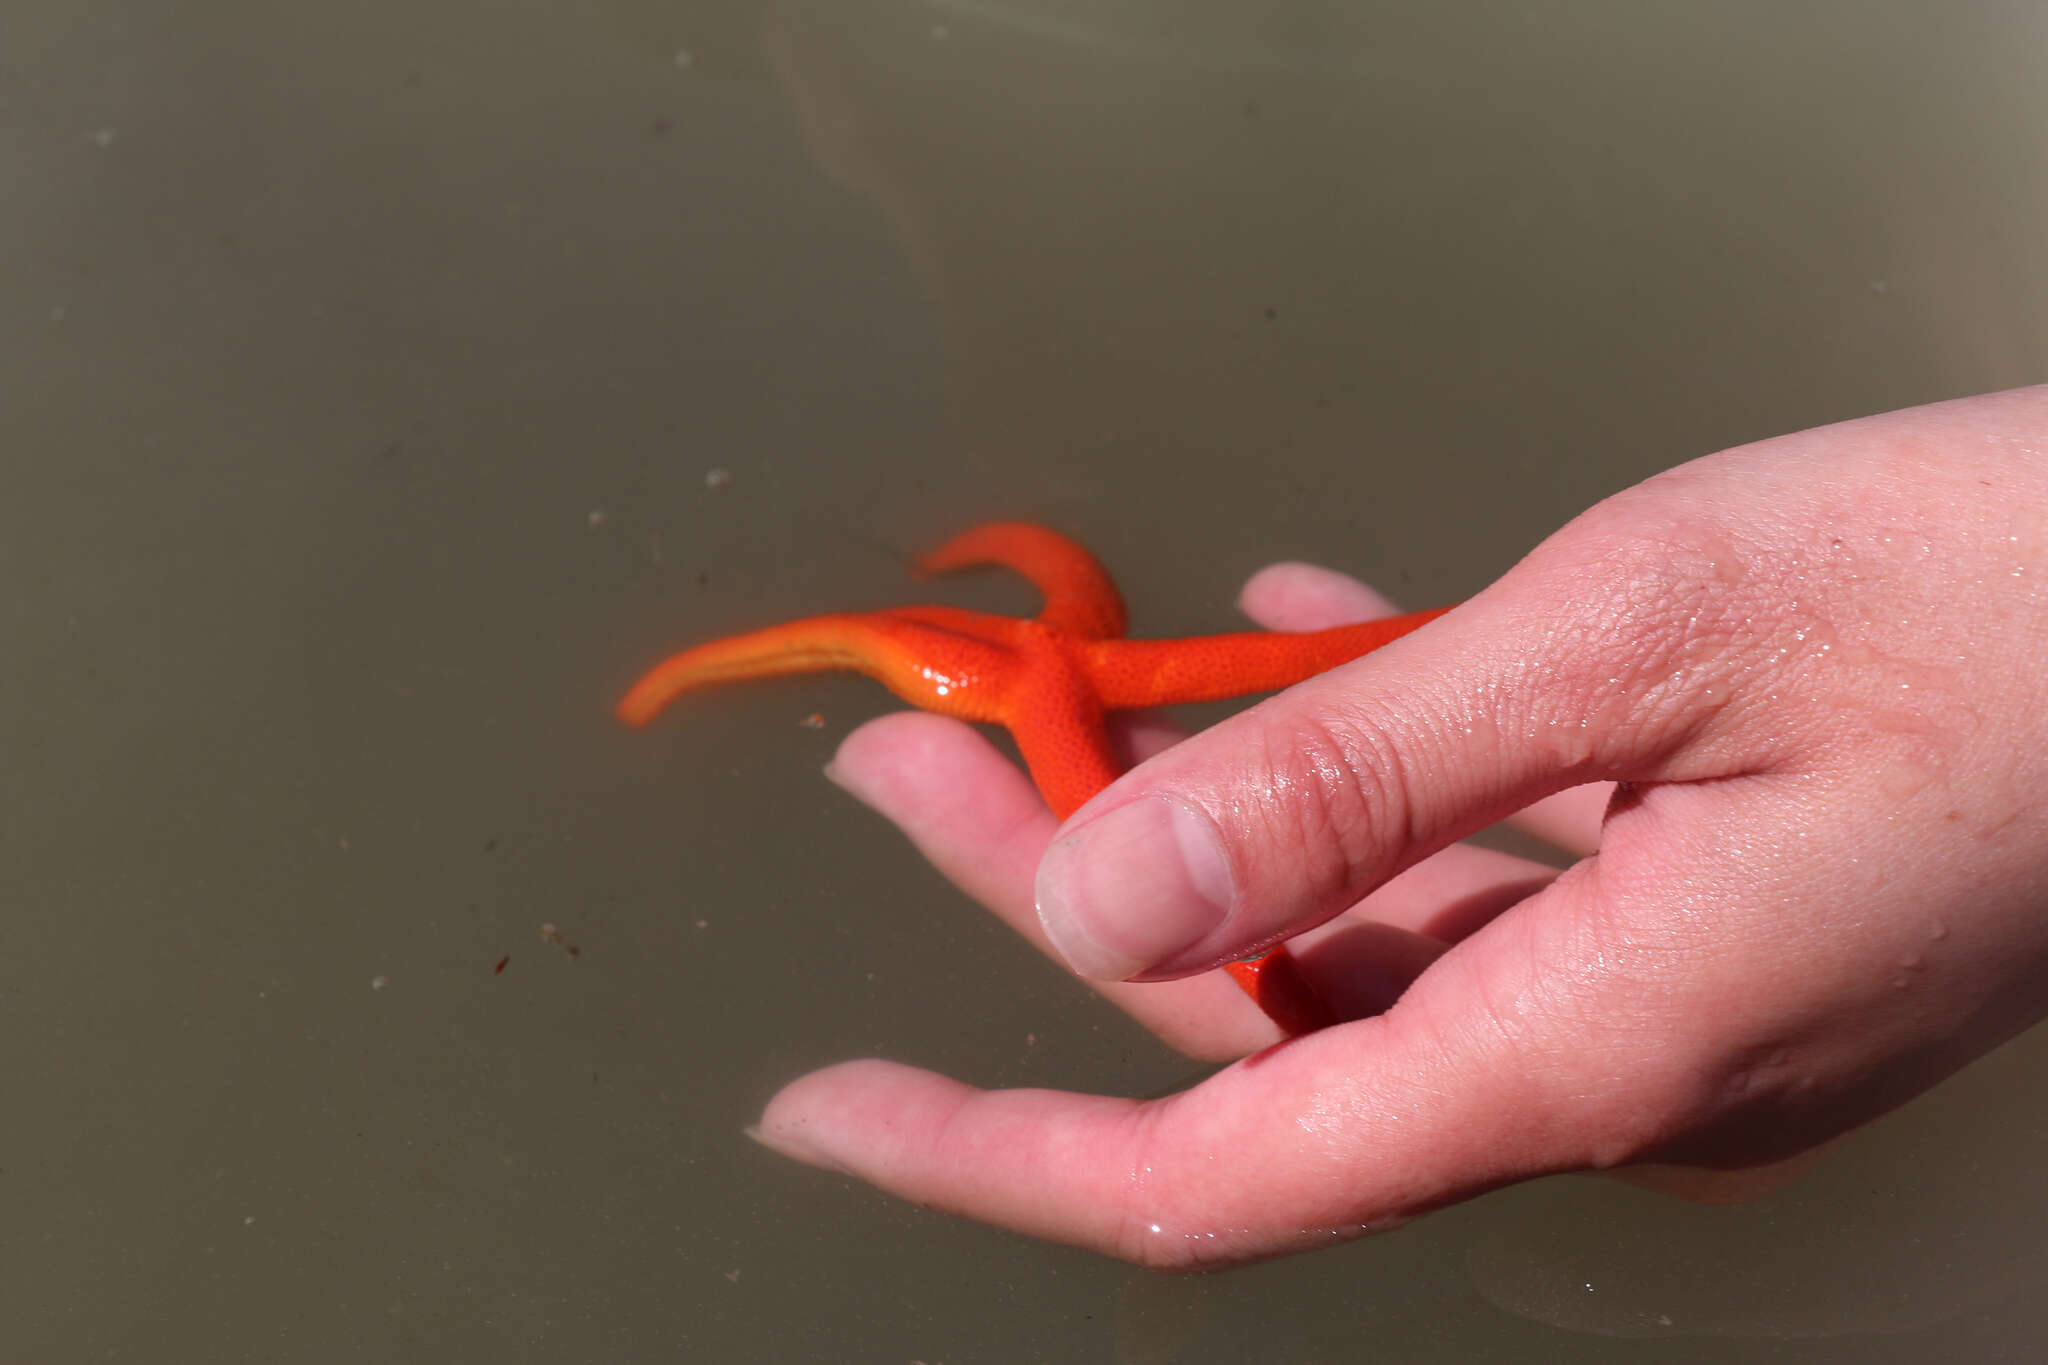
left=756, top=387, right=2048, bottom=1267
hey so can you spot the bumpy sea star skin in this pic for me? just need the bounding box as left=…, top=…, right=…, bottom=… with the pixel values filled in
left=618, top=521, right=1451, bottom=1036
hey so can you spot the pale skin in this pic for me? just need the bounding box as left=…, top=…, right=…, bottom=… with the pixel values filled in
left=751, top=386, right=2048, bottom=1268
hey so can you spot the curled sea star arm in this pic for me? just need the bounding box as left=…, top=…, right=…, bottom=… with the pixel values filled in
left=913, top=521, right=1128, bottom=640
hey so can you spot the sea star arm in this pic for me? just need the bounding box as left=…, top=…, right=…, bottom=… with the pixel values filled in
left=914, top=521, right=1129, bottom=640
left=1001, top=658, right=1124, bottom=822
left=1084, top=608, right=1454, bottom=708
left=616, top=612, right=1017, bottom=728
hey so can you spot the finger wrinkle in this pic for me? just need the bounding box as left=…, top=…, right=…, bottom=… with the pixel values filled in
left=1245, top=707, right=1399, bottom=915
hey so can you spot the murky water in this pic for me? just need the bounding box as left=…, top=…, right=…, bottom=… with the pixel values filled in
left=7, top=1, right=2047, bottom=1359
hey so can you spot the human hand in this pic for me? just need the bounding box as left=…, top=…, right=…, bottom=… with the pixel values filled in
left=754, top=386, right=2048, bottom=1267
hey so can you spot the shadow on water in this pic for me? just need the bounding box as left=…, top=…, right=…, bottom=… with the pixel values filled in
left=1465, top=1026, right=2048, bottom=1340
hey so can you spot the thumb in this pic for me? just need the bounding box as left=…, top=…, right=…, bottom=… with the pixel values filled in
left=1032, top=511, right=1770, bottom=983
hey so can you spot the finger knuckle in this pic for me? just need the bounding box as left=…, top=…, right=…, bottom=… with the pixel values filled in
left=1517, top=493, right=1831, bottom=767
left=1243, top=707, right=1410, bottom=908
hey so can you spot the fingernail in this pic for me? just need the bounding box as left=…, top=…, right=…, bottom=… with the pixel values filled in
left=1034, top=795, right=1234, bottom=979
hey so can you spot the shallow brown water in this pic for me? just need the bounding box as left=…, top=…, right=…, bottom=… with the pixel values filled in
left=7, top=2, right=2048, bottom=1360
